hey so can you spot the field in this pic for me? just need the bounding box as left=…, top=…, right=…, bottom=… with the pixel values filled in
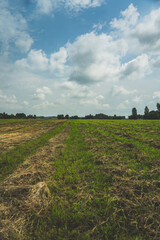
left=0, top=119, right=160, bottom=239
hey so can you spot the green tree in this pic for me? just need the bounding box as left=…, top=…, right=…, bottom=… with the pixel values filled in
left=57, top=114, right=64, bottom=119
left=144, top=106, right=149, bottom=119
left=65, top=114, right=69, bottom=119
left=132, top=107, right=137, bottom=119
left=157, top=103, right=160, bottom=112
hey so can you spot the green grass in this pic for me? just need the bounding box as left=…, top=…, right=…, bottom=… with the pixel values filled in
left=27, top=120, right=160, bottom=240
left=0, top=121, right=68, bottom=182
left=1, top=119, right=159, bottom=239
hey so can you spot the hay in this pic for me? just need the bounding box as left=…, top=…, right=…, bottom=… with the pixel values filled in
left=0, top=124, right=71, bottom=239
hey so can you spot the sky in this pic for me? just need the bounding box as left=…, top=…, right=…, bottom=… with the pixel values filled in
left=0, top=0, right=160, bottom=117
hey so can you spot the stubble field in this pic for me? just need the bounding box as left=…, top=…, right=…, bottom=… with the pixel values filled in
left=0, top=119, right=159, bottom=239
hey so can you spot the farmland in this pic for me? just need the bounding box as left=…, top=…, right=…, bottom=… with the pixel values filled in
left=0, top=119, right=160, bottom=239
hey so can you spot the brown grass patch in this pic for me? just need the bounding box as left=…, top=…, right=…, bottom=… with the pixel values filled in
left=0, top=123, right=71, bottom=239
left=0, top=120, right=66, bottom=153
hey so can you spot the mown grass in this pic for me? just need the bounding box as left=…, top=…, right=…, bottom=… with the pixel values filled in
left=27, top=120, right=160, bottom=240
left=0, top=120, right=68, bottom=182
left=1, top=119, right=159, bottom=239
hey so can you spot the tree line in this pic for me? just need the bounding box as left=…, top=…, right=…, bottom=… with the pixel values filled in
left=57, top=113, right=126, bottom=120
left=129, top=103, right=160, bottom=119
left=0, top=103, right=160, bottom=120
left=0, top=112, right=36, bottom=119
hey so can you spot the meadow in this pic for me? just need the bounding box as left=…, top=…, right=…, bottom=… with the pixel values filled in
left=0, top=119, right=159, bottom=239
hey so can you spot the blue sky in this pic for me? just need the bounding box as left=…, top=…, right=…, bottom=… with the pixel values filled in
left=0, top=0, right=160, bottom=117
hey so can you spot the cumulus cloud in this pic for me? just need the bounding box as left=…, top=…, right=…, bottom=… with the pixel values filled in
left=16, top=49, right=49, bottom=71
left=50, top=47, right=67, bottom=73
left=111, top=4, right=160, bottom=54
left=110, top=4, right=139, bottom=32
left=67, top=32, right=125, bottom=84
left=132, top=8, right=160, bottom=51
left=34, top=87, right=52, bottom=100
left=60, top=81, right=93, bottom=99
left=16, top=47, right=68, bottom=75
left=120, top=54, right=150, bottom=80
left=1, top=3, right=160, bottom=116
left=0, top=2, right=33, bottom=53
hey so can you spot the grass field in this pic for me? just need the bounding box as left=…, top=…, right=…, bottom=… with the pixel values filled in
left=0, top=119, right=159, bottom=239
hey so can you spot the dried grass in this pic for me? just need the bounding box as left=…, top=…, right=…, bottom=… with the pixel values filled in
left=0, top=124, right=71, bottom=239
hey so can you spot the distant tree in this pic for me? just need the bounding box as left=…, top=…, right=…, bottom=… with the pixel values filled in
left=85, top=114, right=94, bottom=119
left=144, top=106, right=149, bottom=119
left=70, top=115, right=79, bottom=119
left=157, top=103, right=160, bottom=112
left=27, top=114, right=34, bottom=119
left=94, top=113, right=108, bottom=119
left=65, top=114, right=69, bottom=119
left=57, top=114, right=64, bottom=119
left=1, top=112, right=10, bottom=119
left=16, top=113, right=26, bottom=119
left=132, top=107, right=137, bottom=119
left=148, top=110, right=159, bottom=119
left=10, top=114, right=15, bottom=119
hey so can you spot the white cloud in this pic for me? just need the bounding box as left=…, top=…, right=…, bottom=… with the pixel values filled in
left=132, top=8, right=160, bottom=52
left=1, top=3, right=160, bottom=117
left=67, top=32, right=125, bottom=84
left=34, top=87, right=52, bottom=100
left=15, top=33, right=34, bottom=53
left=120, top=54, right=150, bottom=80
left=110, top=4, right=139, bottom=32
left=50, top=47, right=67, bottom=73
left=35, top=0, right=104, bottom=14
left=36, top=0, right=53, bottom=14
left=111, top=85, right=137, bottom=96
left=0, top=3, right=33, bottom=53
left=96, top=95, right=104, bottom=100
left=16, top=49, right=49, bottom=71
left=153, top=91, right=160, bottom=99
left=111, top=4, right=160, bottom=54
left=92, top=23, right=104, bottom=31
left=80, top=98, right=110, bottom=110
left=60, top=81, right=93, bottom=99
left=65, top=0, right=104, bottom=11
left=0, top=90, right=17, bottom=104
left=16, top=47, right=68, bottom=75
